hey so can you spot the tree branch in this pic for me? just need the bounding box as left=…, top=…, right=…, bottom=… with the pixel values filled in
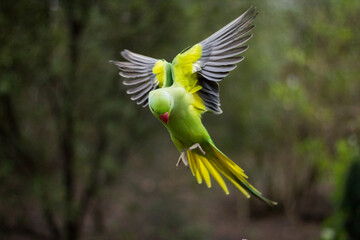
left=40, top=193, right=61, bottom=240
left=78, top=123, right=108, bottom=227
left=59, top=1, right=94, bottom=239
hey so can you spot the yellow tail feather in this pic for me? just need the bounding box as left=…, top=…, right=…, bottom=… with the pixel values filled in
left=198, top=158, right=211, bottom=188
left=201, top=156, right=229, bottom=194
left=186, top=143, right=277, bottom=206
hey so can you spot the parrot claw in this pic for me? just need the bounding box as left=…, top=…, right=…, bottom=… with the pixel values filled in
left=176, top=151, right=188, bottom=167
left=176, top=143, right=205, bottom=167
left=188, top=143, right=206, bottom=155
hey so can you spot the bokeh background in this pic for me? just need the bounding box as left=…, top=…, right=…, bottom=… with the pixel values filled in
left=1, top=0, right=359, bottom=239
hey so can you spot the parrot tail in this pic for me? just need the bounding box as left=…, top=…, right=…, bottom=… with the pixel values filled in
left=186, top=142, right=277, bottom=206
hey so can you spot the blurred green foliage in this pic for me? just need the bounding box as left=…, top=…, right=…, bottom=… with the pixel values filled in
left=321, top=142, right=359, bottom=240
left=0, top=0, right=359, bottom=239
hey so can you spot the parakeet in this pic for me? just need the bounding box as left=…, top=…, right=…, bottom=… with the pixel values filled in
left=110, top=6, right=277, bottom=206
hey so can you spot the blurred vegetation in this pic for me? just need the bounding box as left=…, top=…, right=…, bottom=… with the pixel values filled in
left=0, top=0, right=359, bottom=239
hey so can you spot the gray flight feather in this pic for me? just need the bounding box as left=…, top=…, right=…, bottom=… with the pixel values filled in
left=126, top=80, right=153, bottom=95
left=206, top=57, right=244, bottom=66
left=110, top=50, right=162, bottom=107
left=130, top=83, right=154, bottom=101
left=189, top=6, right=257, bottom=114
left=122, top=76, right=152, bottom=86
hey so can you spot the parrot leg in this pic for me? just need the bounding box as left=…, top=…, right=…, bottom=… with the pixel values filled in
left=188, top=143, right=206, bottom=155
left=176, top=144, right=206, bottom=167
left=176, top=151, right=188, bottom=167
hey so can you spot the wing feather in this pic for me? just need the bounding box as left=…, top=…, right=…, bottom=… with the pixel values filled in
left=172, top=6, right=257, bottom=114
left=110, top=50, right=168, bottom=107
left=200, top=70, right=229, bottom=80
left=126, top=80, right=153, bottom=95
left=199, top=80, right=219, bottom=97
left=209, top=46, right=249, bottom=60
left=130, top=83, right=154, bottom=101
left=203, top=65, right=237, bottom=72
left=206, top=57, right=244, bottom=66
left=122, top=76, right=152, bottom=86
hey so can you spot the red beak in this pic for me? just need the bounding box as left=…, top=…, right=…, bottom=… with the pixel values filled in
left=159, top=112, right=169, bottom=124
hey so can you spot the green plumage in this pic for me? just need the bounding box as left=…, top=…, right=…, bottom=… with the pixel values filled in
left=150, top=86, right=209, bottom=150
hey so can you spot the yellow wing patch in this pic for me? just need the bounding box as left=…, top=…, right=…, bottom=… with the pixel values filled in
left=172, top=44, right=202, bottom=92
left=152, top=60, right=167, bottom=87
left=192, top=94, right=206, bottom=112
left=173, top=44, right=206, bottom=112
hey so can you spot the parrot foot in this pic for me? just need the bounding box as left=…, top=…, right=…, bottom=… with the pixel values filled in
left=188, top=143, right=206, bottom=155
left=176, top=144, right=206, bottom=167
left=176, top=151, right=188, bottom=167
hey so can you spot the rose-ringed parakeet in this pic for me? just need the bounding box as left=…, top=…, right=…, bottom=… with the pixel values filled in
left=111, top=6, right=277, bottom=206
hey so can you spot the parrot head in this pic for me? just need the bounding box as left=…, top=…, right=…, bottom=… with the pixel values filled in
left=149, top=90, right=173, bottom=124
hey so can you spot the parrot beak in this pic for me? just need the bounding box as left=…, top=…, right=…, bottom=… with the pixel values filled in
left=159, top=112, right=169, bottom=124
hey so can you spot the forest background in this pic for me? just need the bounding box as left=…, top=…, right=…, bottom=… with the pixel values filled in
left=0, top=0, right=359, bottom=239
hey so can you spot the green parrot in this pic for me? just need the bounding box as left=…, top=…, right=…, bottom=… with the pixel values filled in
left=111, top=6, right=277, bottom=206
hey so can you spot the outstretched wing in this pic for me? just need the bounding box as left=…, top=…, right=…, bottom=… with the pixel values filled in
left=172, top=6, right=257, bottom=114
left=110, top=50, right=169, bottom=107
